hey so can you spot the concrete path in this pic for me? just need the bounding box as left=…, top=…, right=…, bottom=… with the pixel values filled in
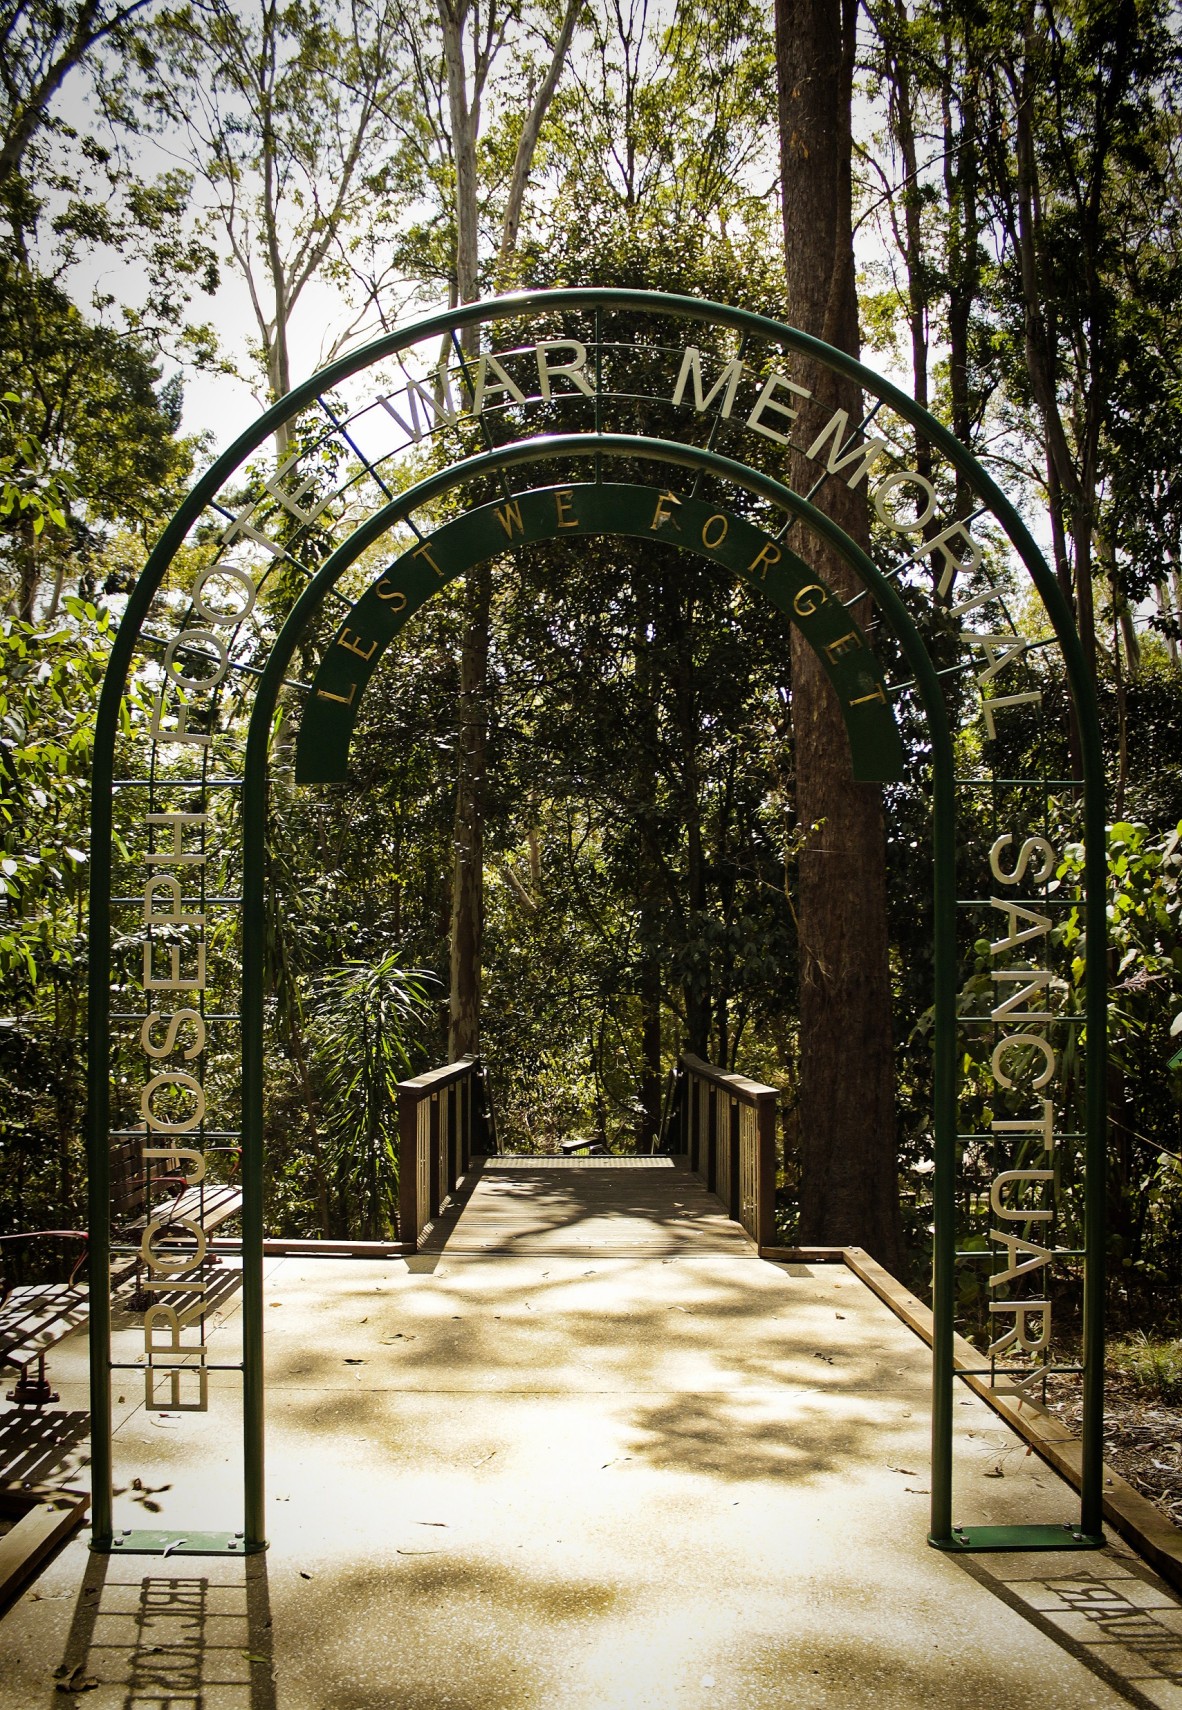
left=2, top=1157, right=1182, bottom=1709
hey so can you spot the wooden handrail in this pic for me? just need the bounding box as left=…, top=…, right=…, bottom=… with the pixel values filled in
left=671, top=1053, right=779, bottom=1246
left=396, top=1055, right=495, bottom=1248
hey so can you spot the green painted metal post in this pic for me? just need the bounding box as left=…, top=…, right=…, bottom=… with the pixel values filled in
left=927, top=716, right=959, bottom=1546
left=241, top=734, right=268, bottom=1551
left=85, top=709, right=116, bottom=1550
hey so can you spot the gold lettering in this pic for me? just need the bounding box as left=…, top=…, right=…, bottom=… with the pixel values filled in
left=315, top=682, right=358, bottom=707
left=747, top=541, right=781, bottom=578
left=825, top=630, right=862, bottom=664
left=140, top=1010, right=206, bottom=1062
left=554, top=489, right=579, bottom=529
left=989, top=1168, right=1054, bottom=1222
left=413, top=542, right=446, bottom=578
left=992, top=1033, right=1056, bottom=1091
left=981, top=690, right=1042, bottom=739
left=990, top=969, right=1052, bottom=1025
left=987, top=1300, right=1051, bottom=1358
left=701, top=514, right=728, bottom=550
left=992, top=1098, right=1056, bottom=1153
left=989, top=898, right=1053, bottom=956
left=143, top=941, right=207, bottom=993
left=494, top=499, right=525, bottom=539
left=140, top=1214, right=207, bottom=1274
left=146, top=1366, right=208, bottom=1411
left=145, top=813, right=208, bottom=867
left=650, top=491, right=682, bottom=532
left=793, top=583, right=828, bottom=617
left=988, top=1230, right=1054, bottom=1288
left=337, top=627, right=378, bottom=663
left=140, top=1070, right=206, bottom=1134
left=375, top=579, right=407, bottom=609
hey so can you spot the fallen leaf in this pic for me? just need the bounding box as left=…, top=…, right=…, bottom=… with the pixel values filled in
left=889, top=1466, right=917, bottom=1476
left=905, top=1487, right=930, bottom=1495
left=397, top=1548, right=442, bottom=1555
left=343, top=1358, right=364, bottom=1365
left=472, top=1449, right=497, bottom=1467
left=835, top=1313, right=845, bottom=1320
left=984, top=1465, right=1004, bottom=1478
left=299, top=1570, right=312, bottom=1580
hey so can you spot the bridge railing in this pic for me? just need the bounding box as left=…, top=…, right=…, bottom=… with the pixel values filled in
left=397, top=1055, right=496, bottom=1248
left=667, top=1053, right=778, bottom=1247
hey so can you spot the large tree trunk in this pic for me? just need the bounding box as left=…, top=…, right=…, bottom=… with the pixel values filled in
left=776, top=0, right=902, bottom=1269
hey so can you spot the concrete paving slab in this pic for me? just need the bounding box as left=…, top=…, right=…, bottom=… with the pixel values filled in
left=2, top=1160, right=1180, bottom=1708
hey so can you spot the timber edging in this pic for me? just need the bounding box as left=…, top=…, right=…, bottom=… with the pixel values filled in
left=759, top=1244, right=1182, bottom=1594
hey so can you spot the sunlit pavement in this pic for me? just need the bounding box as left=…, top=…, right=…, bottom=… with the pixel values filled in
left=3, top=1160, right=1181, bottom=1709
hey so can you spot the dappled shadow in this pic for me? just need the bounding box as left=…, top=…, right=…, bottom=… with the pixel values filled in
left=280, top=1554, right=622, bottom=1710
left=56, top=1547, right=275, bottom=1710
left=0, top=1406, right=89, bottom=1486
left=741, top=1627, right=1110, bottom=1710
left=954, top=1551, right=1182, bottom=1709
left=423, top=1158, right=750, bottom=1255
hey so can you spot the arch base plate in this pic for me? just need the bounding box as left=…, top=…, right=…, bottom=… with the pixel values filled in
left=930, top=1524, right=1104, bottom=1552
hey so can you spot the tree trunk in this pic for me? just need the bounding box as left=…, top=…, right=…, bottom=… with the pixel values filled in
left=448, top=558, right=491, bottom=1057
left=776, top=0, right=902, bottom=1269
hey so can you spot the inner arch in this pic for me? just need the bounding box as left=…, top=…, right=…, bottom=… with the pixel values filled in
left=295, top=482, right=904, bottom=787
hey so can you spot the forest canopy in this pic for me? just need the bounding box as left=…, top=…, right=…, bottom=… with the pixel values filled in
left=1, top=0, right=1181, bottom=1304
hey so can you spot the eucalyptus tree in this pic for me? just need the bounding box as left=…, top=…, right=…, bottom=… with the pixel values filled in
left=0, top=0, right=155, bottom=246
left=774, top=0, right=903, bottom=1268
left=143, top=0, right=424, bottom=447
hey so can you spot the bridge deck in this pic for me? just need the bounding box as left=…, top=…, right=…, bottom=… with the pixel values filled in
left=0, top=1158, right=1177, bottom=1708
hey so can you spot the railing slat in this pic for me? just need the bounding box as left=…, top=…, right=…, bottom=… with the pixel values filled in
left=397, top=1057, right=496, bottom=1250
left=673, top=1053, right=779, bottom=1244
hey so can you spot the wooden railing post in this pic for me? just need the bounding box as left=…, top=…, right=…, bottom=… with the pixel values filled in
left=396, top=1058, right=495, bottom=1249
left=677, top=1052, right=781, bottom=1245
left=756, top=1088, right=777, bottom=1249
left=398, top=1085, right=419, bottom=1244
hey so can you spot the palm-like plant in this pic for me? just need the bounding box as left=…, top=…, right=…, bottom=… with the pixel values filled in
left=309, top=955, right=437, bottom=1239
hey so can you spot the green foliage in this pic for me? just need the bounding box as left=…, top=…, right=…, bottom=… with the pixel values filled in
left=308, top=955, right=437, bottom=1239
left=1108, top=1331, right=1182, bottom=1402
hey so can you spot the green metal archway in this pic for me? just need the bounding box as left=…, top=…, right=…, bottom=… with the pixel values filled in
left=85, top=288, right=1109, bottom=1562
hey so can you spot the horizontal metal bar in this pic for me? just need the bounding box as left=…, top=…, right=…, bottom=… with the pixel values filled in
left=959, top=1015, right=1083, bottom=1024
left=954, top=778, right=1083, bottom=788
left=112, top=1013, right=241, bottom=1022
left=112, top=896, right=243, bottom=906
left=110, top=1129, right=242, bottom=1139
left=108, top=1362, right=243, bottom=1373
left=112, top=779, right=244, bottom=788
left=138, top=630, right=311, bottom=692
left=955, top=1248, right=1086, bottom=1260
left=955, top=1365, right=1084, bottom=1379
left=956, top=897, right=1077, bottom=907
left=956, top=1133, right=1086, bottom=1142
